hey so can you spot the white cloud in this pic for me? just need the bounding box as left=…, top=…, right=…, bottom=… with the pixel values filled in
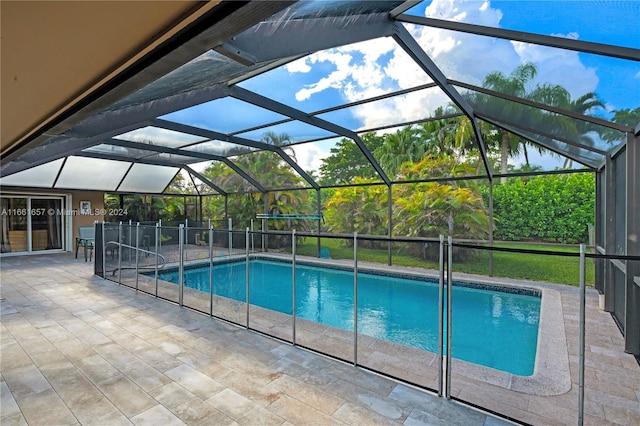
left=384, top=45, right=431, bottom=89
left=285, top=57, right=312, bottom=73
left=415, top=0, right=519, bottom=85
left=293, top=51, right=353, bottom=101
left=291, top=38, right=397, bottom=102
left=425, top=0, right=503, bottom=28
left=512, top=38, right=599, bottom=98
left=289, top=142, right=331, bottom=173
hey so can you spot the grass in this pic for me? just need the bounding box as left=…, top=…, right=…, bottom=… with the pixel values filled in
left=295, top=238, right=595, bottom=287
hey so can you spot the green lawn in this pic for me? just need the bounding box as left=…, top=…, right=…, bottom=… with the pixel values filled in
left=294, top=238, right=595, bottom=287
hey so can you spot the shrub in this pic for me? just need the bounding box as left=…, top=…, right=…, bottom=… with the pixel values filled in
left=488, top=173, right=594, bottom=244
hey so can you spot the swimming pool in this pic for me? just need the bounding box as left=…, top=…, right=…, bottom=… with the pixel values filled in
left=156, top=259, right=541, bottom=375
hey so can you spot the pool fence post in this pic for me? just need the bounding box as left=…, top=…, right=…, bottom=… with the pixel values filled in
left=578, top=243, right=586, bottom=425
left=250, top=219, right=255, bottom=252
left=246, top=227, right=250, bottom=329
left=292, top=229, right=297, bottom=346
left=135, top=222, right=140, bottom=291
left=93, top=220, right=99, bottom=269
left=489, top=181, right=494, bottom=276
left=179, top=224, right=184, bottom=307
left=438, top=234, right=445, bottom=397
left=263, top=195, right=269, bottom=252
left=209, top=225, right=214, bottom=317
left=128, top=219, right=132, bottom=265
left=102, top=221, right=106, bottom=279
left=387, top=184, right=392, bottom=266
left=118, top=222, right=123, bottom=285
left=228, top=218, right=233, bottom=256
left=445, top=235, right=453, bottom=399
left=184, top=219, right=188, bottom=262
left=317, top=189, right=321, bottom=258
left=158, top=219, right=162, bottom=254
left=155, top=223, right=159, bottom=298
left=354, top=232, right=358, bottom=366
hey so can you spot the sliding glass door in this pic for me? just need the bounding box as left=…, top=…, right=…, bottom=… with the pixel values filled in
left=31, top=198, right=63, bottom=251
left=1, top=196, right=65, bottom=254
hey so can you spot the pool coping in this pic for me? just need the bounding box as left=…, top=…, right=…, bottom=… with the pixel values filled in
left=157, top=252, right=572, bottom=396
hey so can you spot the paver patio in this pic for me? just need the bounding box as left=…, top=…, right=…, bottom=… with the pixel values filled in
left=1, top=253, right=638, bottom=425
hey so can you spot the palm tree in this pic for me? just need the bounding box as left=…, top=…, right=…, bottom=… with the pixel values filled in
left=530, top=85, right=606, bottom=168
left=261, top=131, right=296, bottom=161
left=417, top=106, right=502, bottom=175
left=480, top=62, right=538, bottom=180
left=562, top=92, right=606, bottom=168
left=415, top=106, right=460, bottom=157
left=602, top=107, right=640, bottom=142
left=374, top=126, right=427, bottom=179
left=202, top=132, right=314, bottom=243
left=393, top=156, right=489, bottom=258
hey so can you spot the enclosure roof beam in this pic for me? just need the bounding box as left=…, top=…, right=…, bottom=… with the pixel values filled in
left=215, top=13, right=394, bottom=65
left=392, top=23, right=493, bottom=180
left=396, top=15, right=640, bottom=62
left=74, top=151, right=225, bottom=195
left=152, top=118, right=278, bottom=151
left=69, top=151, right=185, bottom=195
left=0, top=121, right=150, bottom=178
left=229, top=85, right=391, bottom=185
left=75, top=151, right=180, bottom=169
left=451, top=80, right=633, bottom=133
left=2, top=1, right=296, bottom=163
left=224, top=82, right=440, bottom=138
left=106, top=138, right=267, bottom=193
left=389, top=1, right=423, bottom=18
left=183, top=165, right=227, bottom=196
left=2, top=83, right=230, bottom=177
left=68, top=84, right=231, bottom=138
left=310, top=82, right=440, bottom=116
left=480, top=115, right=599, bottom=169
left=150, top=118, right=319, bottom=189
left=475, top=112, right=610, bottom=156
left=258, top=110, right=466, bottom=148
left=274, top=150, right=320, bottom=190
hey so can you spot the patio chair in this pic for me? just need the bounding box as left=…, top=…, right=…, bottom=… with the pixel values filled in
left=319, top=247, right=331, bottom=259
left=75, top=226, right=95, bottom=262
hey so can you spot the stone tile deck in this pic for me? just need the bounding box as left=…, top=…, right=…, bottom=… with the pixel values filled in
left=1, top=253, right=638, bottom=425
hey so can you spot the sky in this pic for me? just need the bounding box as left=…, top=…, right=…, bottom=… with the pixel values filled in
left=198, top=0, right=640, bottom=174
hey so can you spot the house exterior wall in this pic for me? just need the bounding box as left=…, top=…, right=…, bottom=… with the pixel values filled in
left=69, top=191, right=105, bottom=242
left=0, top=187, right=104, bottom=254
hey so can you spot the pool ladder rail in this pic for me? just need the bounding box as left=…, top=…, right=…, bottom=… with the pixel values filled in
left=105, top=241, right=166, bottom=276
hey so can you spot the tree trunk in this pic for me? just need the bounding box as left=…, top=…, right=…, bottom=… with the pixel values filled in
left=500, top=131, right=509, bottom=183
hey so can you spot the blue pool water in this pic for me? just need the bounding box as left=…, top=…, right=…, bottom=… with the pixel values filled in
left=157, top=259, right=540, bottom=375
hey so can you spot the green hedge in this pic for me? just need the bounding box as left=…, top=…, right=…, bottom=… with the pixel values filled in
left=485, top=173, right=595, bottom=244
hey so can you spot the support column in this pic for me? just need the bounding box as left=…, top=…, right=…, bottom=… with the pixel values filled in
left=594, top=170, right=604, bottom=294
left=604, top=156, right=616, bottom=313
left=317, top=189, right=321, bottom=258
left=625, top=130, right=640, bottom=355
left=388, top=184, right=393, bottom=266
